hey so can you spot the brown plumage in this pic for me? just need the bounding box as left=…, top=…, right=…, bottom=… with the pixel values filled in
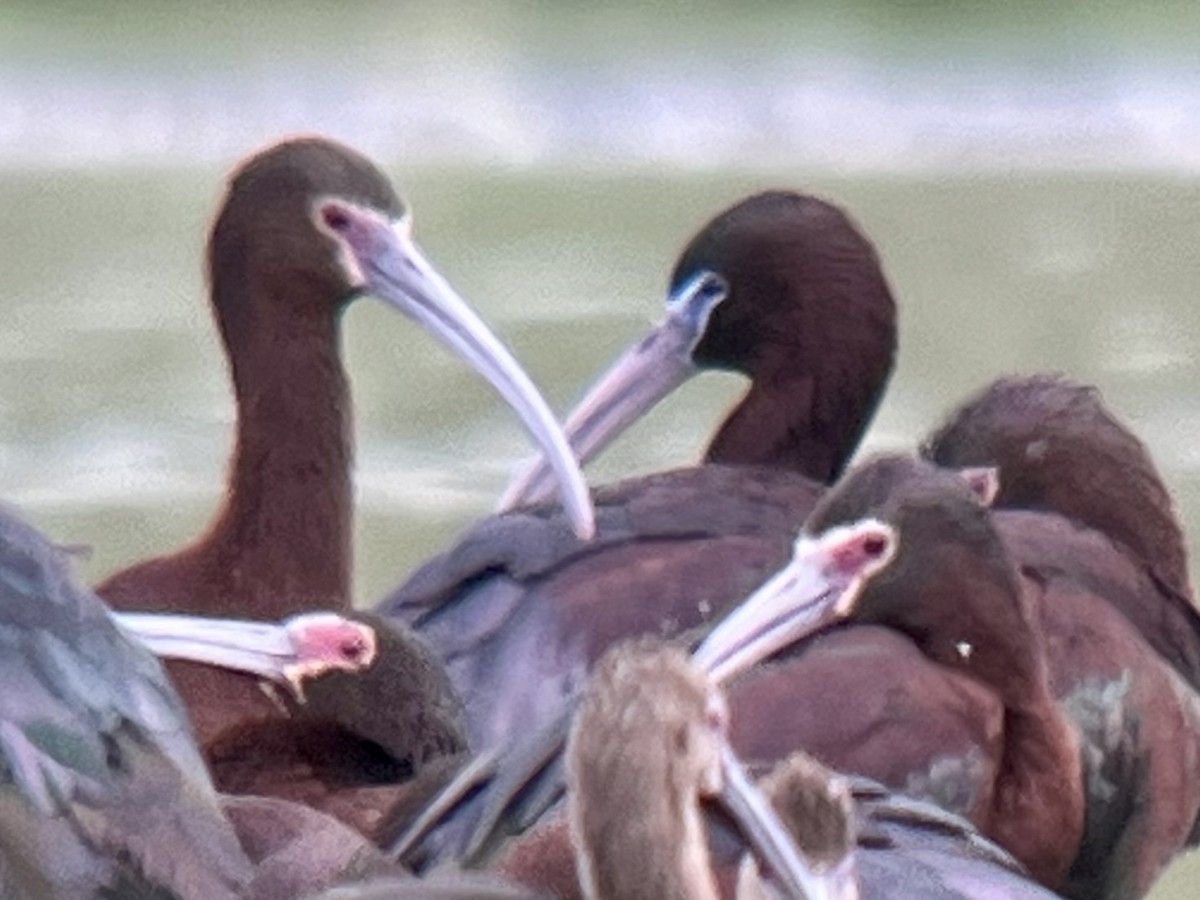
left=728, top=456, right=1086, bottom=889
left=390, top=520, right=897, bottom=893
left=383, top=190, right=898, bottom=752
left=922, top=373, right=1198, bottom=681
left=922, top=374, right=1200, bottom=898
left=94, top=135, right=589, bottom=833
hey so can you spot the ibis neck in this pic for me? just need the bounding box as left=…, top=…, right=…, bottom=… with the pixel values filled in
left=208, top=292, right=354, bottom=617
left=989, top=680, right=1083, bottom=888
left=704, top=366, right=887, bottom=484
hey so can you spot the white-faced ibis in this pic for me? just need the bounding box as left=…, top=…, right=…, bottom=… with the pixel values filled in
left=211, top=592, right=905, bottom=897
left=922, top=374, right=1200, bottom=898
left=116, top=610, right=378, bottom=701
left=0, top=505, right=252, bottom=898
left=382, top=190, right=898, bottom=751
left=92, top=136, right=594, bottom=832
left=436, top=494, right=1066, bottom=899
left=725, top=455, right=1086, bottom=889
left=389, top=518, right=897, bottom=887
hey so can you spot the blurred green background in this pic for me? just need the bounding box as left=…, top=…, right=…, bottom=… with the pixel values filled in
left=1, top=3, right=1198, bottom=894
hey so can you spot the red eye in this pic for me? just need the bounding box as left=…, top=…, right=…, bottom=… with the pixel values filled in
left=339, top=636, right=367, bottom=663
left=863, top=535, right=888, bottom=558
left=321, top=205, right=351, bottom=232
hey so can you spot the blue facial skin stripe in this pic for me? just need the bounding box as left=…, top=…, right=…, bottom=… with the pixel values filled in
left=667, top=270, right=729, bottom=346
left=692, top=271, right=730, bottom=307
left=669, top=269, right=728, bottom=311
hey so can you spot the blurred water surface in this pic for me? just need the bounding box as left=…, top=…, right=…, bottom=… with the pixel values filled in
left=5, top=1, right=1200, bottom=172
left=1, top=2, right=1199, bottom=895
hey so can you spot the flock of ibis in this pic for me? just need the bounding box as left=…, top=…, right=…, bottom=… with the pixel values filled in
left=3, top=135, right=1197, bottom=899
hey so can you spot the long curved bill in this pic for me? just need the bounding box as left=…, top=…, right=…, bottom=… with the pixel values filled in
left=719, top=744, right=857, bottom=900
left=115, top=611, right=377, bottom=702
left=316, top=200, right=595, bottom=541
left=692, top=520, right=896, bottom=685
left=497, top=270, right=729, bottom=512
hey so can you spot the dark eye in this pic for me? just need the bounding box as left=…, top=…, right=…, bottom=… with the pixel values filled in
left=321, top=205, right=351, bottom=232
left=696, top=272, right=730, bottom=304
